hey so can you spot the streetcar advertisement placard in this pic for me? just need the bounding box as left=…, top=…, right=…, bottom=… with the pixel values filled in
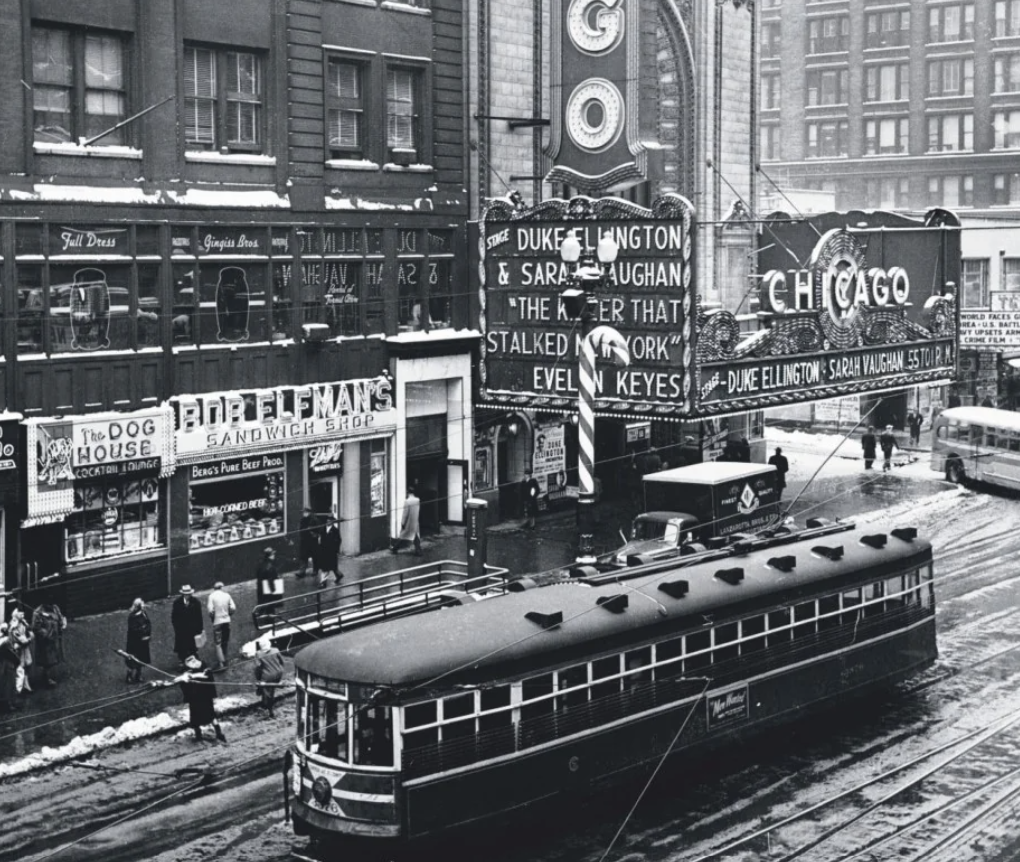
left=706, top=684, right=750, bottom=729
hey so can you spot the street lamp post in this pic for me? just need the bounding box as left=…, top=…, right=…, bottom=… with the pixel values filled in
left=559, top=231, right=625, bottom=564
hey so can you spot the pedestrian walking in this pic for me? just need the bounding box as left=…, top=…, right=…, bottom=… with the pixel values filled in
left=8, top=607, right=33, bottom=695
left=256, top=547, right=284, bottom=626
left=162, top=655, right=226, bottom=742
left=124, top=598, right=152, bottom=684
left=861, top=425, right=877, bottom=470
left=298, top=507, right=323, bottom=580
left=521, top=470, right=540, bottom=530
left=171, top=585, right=204, bottom=668
left=254, top=635, right=286, bottom=718
left=391, top=487, right=422, bottom=555
left=768, top=447, right=789, bottom=500
left=319, top=517, right=343, bottom=587
left=909, top=412, right=923, bottom=447
left=0, top=622, right=21, bottom=713
left=737, top=436, right=752, bottom=463
left=880, top=424, right=898, bottom=472
left=207, top=581, right=236, bottom=671
left=30, top=601, right=66, bottom=687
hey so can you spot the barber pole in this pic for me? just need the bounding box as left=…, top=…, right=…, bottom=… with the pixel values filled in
left=577, top=325, right=631, bottom=562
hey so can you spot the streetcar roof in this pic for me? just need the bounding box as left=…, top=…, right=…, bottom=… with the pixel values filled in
left=294, top=524, right=930, bottom=689
left=643, top=462, right=776, bottom=484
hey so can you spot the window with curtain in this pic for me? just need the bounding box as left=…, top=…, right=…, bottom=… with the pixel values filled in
left=387, top=68, right=420, bottom=157
left=327, top=60, right=364, bottom=159
left=32, top=27, right=127, bottom=146
left=864, top=118, right=908, bottom=155
left=927, top=114, right=973, bottom=152
left=184, top=45, right=263, bottom=152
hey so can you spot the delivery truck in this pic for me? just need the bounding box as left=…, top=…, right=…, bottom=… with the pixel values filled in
left=608, top=461, right=781, bottom=564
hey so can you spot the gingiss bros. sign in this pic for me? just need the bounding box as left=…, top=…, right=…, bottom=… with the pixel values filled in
left=480, top=194, right=696, bottom=416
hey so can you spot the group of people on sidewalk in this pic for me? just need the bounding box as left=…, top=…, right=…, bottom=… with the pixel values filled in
left=861, top=423, right=910, bottom=472
left=0, top=601, right=67, bottom=713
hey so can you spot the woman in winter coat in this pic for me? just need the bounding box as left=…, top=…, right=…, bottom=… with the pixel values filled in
left=125, top=598, right=152, bottom=683
left=170, top=655, right=226, bottom=742
left=0, top=622, right=20, bottom=712
left=8, top=608, right=34, bottom=694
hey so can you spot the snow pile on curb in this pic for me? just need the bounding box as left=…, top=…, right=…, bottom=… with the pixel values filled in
left=0, top=692, right=258, bottom=780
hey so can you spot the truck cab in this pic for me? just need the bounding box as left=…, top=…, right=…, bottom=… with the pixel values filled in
left=611, top=511, right=701, bottom=564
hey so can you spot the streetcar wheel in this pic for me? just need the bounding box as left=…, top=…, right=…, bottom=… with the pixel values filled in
left=947, top=460, right=965, bottom=484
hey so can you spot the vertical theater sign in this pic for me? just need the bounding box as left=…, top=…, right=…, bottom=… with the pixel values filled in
left=696, top=210, right=960, bottom=413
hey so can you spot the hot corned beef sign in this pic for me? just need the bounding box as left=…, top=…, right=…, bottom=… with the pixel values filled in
left=696, top=209, right=960, bottom=413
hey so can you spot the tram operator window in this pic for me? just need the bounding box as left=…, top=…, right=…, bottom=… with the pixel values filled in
left=306, top=695, right=348, bottom=761
left=353, top=706, right=393, bottom=766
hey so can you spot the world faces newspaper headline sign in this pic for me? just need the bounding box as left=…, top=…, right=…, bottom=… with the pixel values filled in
left=482, top=212, right=694, bottom=412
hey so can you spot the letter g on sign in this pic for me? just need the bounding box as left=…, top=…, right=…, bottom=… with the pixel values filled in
left=567, top=0, right=624, bottom=55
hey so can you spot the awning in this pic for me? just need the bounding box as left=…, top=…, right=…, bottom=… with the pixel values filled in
left=1008, top=358, right=1020, bottom=370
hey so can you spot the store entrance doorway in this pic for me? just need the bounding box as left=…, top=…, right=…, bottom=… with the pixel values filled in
left=308, top=477, right=338, bottom=524
left=407, top=456, right=444, bottom=534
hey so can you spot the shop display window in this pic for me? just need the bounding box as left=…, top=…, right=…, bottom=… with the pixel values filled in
left=17, top=265, right=46, bottom=353
left=370, top=439, right=387, bottom=517
left=66, top=476, right=163, bottom=562
left=137, top=264, right=162, bottom=348
left=46, top=264, right=131, bottom=352
left=197, top=263, right=269, bottom=344
left=172, top=262, right=197, bottom=344
left=189, top=468, right=285, bottom=551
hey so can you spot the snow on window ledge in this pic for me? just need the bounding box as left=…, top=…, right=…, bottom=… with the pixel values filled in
left=185, top=151, right=276, bottom=166
left=381, top=1, right=432, bottom=15
left=326, top=158, right=380, bottom=171
left=34, top=141, right=142, bottom=159
left=383, top=163, right=435, bottom=173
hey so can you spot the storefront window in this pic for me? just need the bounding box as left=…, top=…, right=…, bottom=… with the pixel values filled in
left=365, top=260, right=385, bottom=335
left=474, top=446, right=492, bottom=491
left=172, top=263, right=197, bottom=344
left=271, top=262, right=293, bottom=341
left=17, top=264, right=45, bottom=353
left=323, top=260, right=361, bottom=336
left=137, top=264, right=161, bottom=348
left=66, top=476, right=162, bottom=562
left=428, top=230, right=454, bottom=329
left=188, top=460, right=285, bottom=551
left=397, top=228, right=422, bottom=331
left=44, top=264, right=130, bottom=352
left=370, top=439, right=387, bottom=517
left=198, top=263, right=269, bottom=344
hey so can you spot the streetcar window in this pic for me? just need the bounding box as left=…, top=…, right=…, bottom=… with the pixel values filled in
left=558, top=664, right=589, bottom=709
left=624, top=647, right=653, bottom=689
left=904, top=570, right=921, bottom=605
left=885, top=576, right=905, bottom=609
left=793, top=601, right=816, bottom=639
left=920, top=563, right=933, bottom=582
left=592, top=655, right=622, bottom=700
left=841, top=589, right=862, bottom=625
left=741, top=616, right=766, bottom=654
left=352, top=705, right=393, bottom=766
left=686, top=630, right=712, bottom=671
left=767, top=608, right=792, bottom=645
left=403, top=725, right=438, bottom=751
left=478, top=686, right=512, bottom=732
left=306, top=695, right=348, bottom=761
left=818, top=594, right=841, bottom=631
left=521, top=674, right=554, bottom=720
left=714, top=622, right=739, bottom=662
left=655, top=637, right=684, bottom=678
left=443, top=693, right=475, bottom=719
left=404, top=700, right=437, bottom=729
left=863, top=582, right=885, bottom=618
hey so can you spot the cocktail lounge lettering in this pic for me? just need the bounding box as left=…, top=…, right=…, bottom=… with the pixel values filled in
left=175, top=378, right=394, bottom=452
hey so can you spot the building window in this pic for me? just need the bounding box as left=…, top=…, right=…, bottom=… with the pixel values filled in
left=32, top=27, right=127, bottom=146
left=927, top=114, right=974, bottom=152
left=1004, top=258, right=1020, bottom=291
left=961, top=259, right=989, bottom=308
left=762, top=73, right=781, bottom=110
left=928, top=4, right=975, bottom=43
left=761, top=125, right=782, bottom=161
left=994, top=111, right=1020, bottom=149
left=386, top=67, right=421, bottom=162
left=67, top=477, right=163, bottom=562
left=995, top=54, right=1020, bottom=93
left=806, top=120, right=849, bottom=158
left=427, top=229, right=454, bottom=328
left=865, top=64, right=909, bottom=102
left=997, top=1, right=1020, bottom=37
left=864, top=118, right=909, bottom=155
left=866, top=177, right=910, bottom=209
left=865, top=10, right=911, bottom=48
left=994, top=173, right=1020, bottom=205
left=807, top=16, right=849, bottom=54
left=762, top=22, right=782, bottom=58
left=327, top=59, right=365, bottom=160
left=806, top=69, right=849, bottom=106
left=927, top=59, right=974, bottom=96
left=927, top=175, right=973, bottom=208
left=184, top=46, right=263, bottom=152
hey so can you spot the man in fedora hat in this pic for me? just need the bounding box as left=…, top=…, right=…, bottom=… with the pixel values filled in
left=171, top=585, right=204, bottom=668
left=158, top=654, right=226, bottom=742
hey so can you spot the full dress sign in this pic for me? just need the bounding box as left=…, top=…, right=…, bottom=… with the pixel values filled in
left=479, top=194, right=696, bottom=418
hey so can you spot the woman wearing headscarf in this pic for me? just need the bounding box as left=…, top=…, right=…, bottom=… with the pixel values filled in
left=125, top=598, right=152, bottom=683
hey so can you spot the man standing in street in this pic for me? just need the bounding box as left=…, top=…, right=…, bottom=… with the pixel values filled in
left=256, top=548, right=284, bottom=626
left=391, top=487, right=422, bottom=555
left=320, top=517, right=343, bottom=586
left=254, top=635, right=286, bottom=718
left=207, top=581, right=236, bottom=671
left=171, top=586, right=204, bottom=668
left=880, top=424, right=898, bottom=472
left=861, top=425, right=877, bottom=470
left=768, top=447, right=789, bottom=500
left=521, top=469, right=540, bottom=530
left=298, top=507, right=323, bottom=580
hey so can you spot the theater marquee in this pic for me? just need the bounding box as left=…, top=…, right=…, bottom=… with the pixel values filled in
left=479, top=194, right=696, bottom=417
left=696, top=210, right=960, bottom=413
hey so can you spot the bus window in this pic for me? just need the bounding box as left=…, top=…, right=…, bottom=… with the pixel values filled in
left=591, top=655, right=621, bottom=700
left=714, top=622, right=739, bottom=662
left=767, top=607, right=792, bottom=645
left=521, top=673, right=554, bottom=720
left=985, top=428, right=997, bottom=447
left=793, top=601, right=816, bottom=639
left=686, top=630, right=711, bottom=671
left=741, top=615, right=766, bottom=654
left=971, top=424, right=984, bottom=444
left=558, top=664, right=589, bottom=709
left=353, top=705, right=393, bottom=766
left=818, top=594, right=840, bottom=631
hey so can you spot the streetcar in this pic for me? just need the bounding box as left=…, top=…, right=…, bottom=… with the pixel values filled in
left=286, top=521, right=937, bottom=846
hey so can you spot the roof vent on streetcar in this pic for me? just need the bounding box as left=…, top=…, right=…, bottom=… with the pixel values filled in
left=860, top=534, right=888, bottom=549
left=705, top=537, right=729, bottom=550
left=508, top=577, right=538, bottom=592
left=680, top=543, right=707, bottom=556
left=525, top=610, right=563, bottom=630
left=596, top=594, right=629, bottom=613
left=626, top=554, right=655, bottom=567
left=806, top=517, right=835, bottom=528
left=658, top=579, right=690, bottom=599
left=813, top=544, right=845, bottom=561
left=891, top=527, right=918, bottom=542
left=715, top=567, right=745, bottom=585
left=569, top=566, right=599, bottom=580
left=768, top=555, right=797, bottom=573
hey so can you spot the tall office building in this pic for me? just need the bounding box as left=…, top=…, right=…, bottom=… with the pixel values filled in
left=759, top=0, right=1020, bottom=213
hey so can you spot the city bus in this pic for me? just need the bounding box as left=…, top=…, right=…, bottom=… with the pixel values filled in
left=286, top=522, right=936, bottom=847
left=931, top=405, right=1020, bottom=489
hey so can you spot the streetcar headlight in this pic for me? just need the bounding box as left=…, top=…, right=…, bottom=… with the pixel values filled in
left=312, top=776, right=333, bottom=807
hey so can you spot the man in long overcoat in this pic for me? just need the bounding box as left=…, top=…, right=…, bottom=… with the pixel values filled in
left=171, top=585, right=204, bottom=667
